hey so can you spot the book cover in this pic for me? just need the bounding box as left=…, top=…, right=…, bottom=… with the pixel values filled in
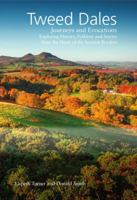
left=0, top=0, right=137, bottom=199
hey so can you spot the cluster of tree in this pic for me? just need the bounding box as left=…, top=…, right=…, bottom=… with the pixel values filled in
left=6, top=153, right=137, bottom=200
left=0, top=68, right=137, bottom=128
left=0, top=86, right=42, bottom=108
left=0, top=127, right=137, bottom=200
left=117, top=85, right=137, bottom=95
left=0, top=90, right=137, bottom=128
left=81, top=152, right=137, bottom=200
left=91, top=101, right=124, bottom=125
left=0, top=75, right=53, bottom=95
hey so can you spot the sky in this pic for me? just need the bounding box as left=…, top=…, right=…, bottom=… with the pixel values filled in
left=0, top=0, right=137, bottom=62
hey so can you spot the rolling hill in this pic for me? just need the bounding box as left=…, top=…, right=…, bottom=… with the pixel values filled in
left=0, top=52, right=80, bottom=66
left=0, top=102, right=87, bottom=128
left=0, top=102, right=137, bottom=150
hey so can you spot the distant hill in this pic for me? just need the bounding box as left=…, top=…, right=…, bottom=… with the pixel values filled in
left=78, top=61, right=137, bottom=69
left=21, top=53, right=34, bottom=62
left=0, top=52, right=80, bottom=66
left=1, top=53, right=137, bottom=69
left=0, top=56, right=18, bottom=65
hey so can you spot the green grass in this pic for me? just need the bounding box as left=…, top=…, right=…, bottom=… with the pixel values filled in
left=0, top=64, right=21, bottom=76
left=0, top=102, right=88, bottom=128
left=46, top=65, right=85, bottom=70
left=0, top=102, right=137, bottom=150
left=0, top=64, right=16, bottom=71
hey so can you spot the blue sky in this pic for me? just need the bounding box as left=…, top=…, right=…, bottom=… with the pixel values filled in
left=0, top=0, right=137, bottom=61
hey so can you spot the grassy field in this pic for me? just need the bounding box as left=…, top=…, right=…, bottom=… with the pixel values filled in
left=0, top=64, right=17, bottom=71
left=46, top=65, right=86, bottom=70
left=0, top=102, right=88, bottom=127
left=0, top=102, right=137, bottom=149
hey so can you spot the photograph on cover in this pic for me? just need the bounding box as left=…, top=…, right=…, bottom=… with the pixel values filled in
left=0, top=0, right=137, bottom=199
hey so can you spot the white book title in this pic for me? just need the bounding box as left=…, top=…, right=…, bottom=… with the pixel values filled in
left=27, top=12, right=117, bottom=26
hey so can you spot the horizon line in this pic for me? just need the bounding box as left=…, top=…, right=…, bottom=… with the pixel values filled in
left=0, top=52, right=137, bottom=63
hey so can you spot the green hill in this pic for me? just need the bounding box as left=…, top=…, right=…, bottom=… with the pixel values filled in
left=0, top=102, right=87, bottom=128
left=0, top=102, right=137, bottom=149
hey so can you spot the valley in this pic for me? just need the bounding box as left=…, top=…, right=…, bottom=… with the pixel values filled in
left=0, top=52, right=137, bottom=199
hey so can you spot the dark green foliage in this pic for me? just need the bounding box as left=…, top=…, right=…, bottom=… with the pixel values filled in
left=0, top=127, right=137, bottom=200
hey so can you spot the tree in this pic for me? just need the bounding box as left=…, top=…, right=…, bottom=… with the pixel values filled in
left=0, top=86, right=7, bottom=98
left=128, top=115, right=137, bottom=127
left=64, top=96, right=82, bottom=113
left=7, top=166, right=30, bottom=197
left=81, top=165, right=101, bottom=199
left=97, top=152, right=117, bottom=171
left=101, top=172, right=115, bottom=193
left=117, top=85, right=137, bottom=95
left=72, top=81, right=81, bottom=93
left=40, top=92, right=50, bottom=102
left=91, top=101, right=124, bottom=124
left=36, top=190, right=55, bottom=200
left=122, top=189, right=137, bottom=200
left=44, top=95, right=64, bottom=111
left=80, top=90, right=104, bottom=104
left=97, top=75, right=108, bottom=90
left=80, top=82, right=91, bottom=93
left=8, top=88, right=19, bottom=100
left=16, top=91, right=42, bottom=108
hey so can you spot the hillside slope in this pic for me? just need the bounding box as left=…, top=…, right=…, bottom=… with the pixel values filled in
left=0, top=102, right=87, bottom=128
left=0, top=52, right=80, bottom=66
left=0, top=102, right=137, bottom=149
